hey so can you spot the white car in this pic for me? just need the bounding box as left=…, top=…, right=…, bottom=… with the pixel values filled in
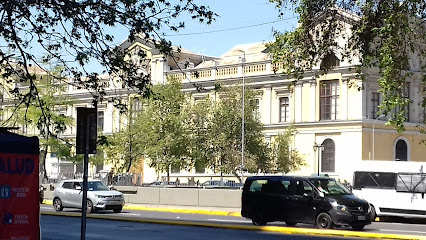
left=53, top=179, right=124, bottom=213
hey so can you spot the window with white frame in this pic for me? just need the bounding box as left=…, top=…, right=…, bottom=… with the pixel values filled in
left=371, top=92, right=380, bottom=119
left=252, top=98, right=260, bottom=118
left=395, top=82, right=410, bottom=121
left=279, top=97, right=290, bottom=122
left=320, top=80, right=339, bottom=120
left=97, top=111, right=104, bottom=131
left=395, top=138, right=408, bottom=161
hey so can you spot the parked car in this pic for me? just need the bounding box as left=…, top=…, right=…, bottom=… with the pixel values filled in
left=53, top=179, right=124, bottom=213
left=241, top=176, right=372, bottom=230
left=148, top=181, right=176, bottom=187
left=202, top=179, right=241, bottom=187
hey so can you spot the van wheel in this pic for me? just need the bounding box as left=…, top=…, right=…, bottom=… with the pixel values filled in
left=53, top=198, right=63, bottom=212
left=370, top=205, right=376, bottom=222
left=252, top=212, right=267, bottom=226
left=351, top=225, right=366, bottom=231
left=316, top=213, right=334, bottom=229
left=285, top=221, right=297, bottom=227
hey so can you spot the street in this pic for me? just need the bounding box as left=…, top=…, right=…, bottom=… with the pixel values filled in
left=41, top=215, right=364, bottom=240
left=40, top=204, right=426, bottom=238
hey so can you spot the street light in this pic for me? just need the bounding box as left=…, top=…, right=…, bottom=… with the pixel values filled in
left=372, top=115, right=386, bottom=161
left=236, top=49, right=246, bottom=183
left=313, top=142, right=324, bottom=176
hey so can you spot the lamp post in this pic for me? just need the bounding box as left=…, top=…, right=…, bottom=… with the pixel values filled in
left=372, top=115, right=385, bottom=161
left=236, top=50, right=246, bottom=183
left=313, top=143, right=324, bottom=176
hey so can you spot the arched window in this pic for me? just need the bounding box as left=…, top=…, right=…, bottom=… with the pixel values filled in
left=321, top=139, right=335, bottom=172
left=320, top=52, right=340, bottom=70
left=395, top=139, right=408, bottom=161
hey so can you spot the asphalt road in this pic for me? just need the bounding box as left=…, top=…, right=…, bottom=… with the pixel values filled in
left=41, top=215, right=364, bottom=240
left=40, top=204, right=426, bottom=237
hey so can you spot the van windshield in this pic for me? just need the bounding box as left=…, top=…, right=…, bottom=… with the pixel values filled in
left=88, top=181, right=110, bottom=191
left=310, top=179, right=351, bottom=196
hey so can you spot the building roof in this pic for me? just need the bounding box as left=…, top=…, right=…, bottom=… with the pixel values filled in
left=194, top=42, right=271, bottom=69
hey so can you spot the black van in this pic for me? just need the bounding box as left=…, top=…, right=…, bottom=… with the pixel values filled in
left=241, top=176, right=372, bottom=230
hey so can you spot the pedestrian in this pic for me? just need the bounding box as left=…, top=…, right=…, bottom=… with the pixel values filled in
left=175, top=177, right=180, bottom=185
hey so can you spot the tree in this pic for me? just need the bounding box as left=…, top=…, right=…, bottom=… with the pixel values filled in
left=135, top=78, right=191, bottom=181
left=1, top=64, right=74, bottom=180
left=187, top=97, right=215, bottom=173
left=209, top=85, right=269, bottom=181
left=269, top=126, right=306, bottom=174
left=0, top=0, right=216, bottom=139
left=268, top=0, right=426, bottom=131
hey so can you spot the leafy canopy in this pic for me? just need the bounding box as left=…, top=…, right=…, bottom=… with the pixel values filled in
left=0, top=0, right=216, bottom=132
left=268, top=0, right=426, bottom=131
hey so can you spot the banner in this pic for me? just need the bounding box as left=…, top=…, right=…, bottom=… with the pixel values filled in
left=0, top=134, right=39, bottom=240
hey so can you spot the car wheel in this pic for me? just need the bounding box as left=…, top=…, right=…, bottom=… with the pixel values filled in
left=251, top=212, right=267, bottom=226
left=53, top=198, right=63, bottom=212
left=370, top=205, right=376, bottom=222
left=316, top=213, right=334, bottom=229
left=351, top=225, right=366, bottom=231
left=113, top=207, right=122, bottom=213
left=285, top=221, right=297, bottom=227
left=86, top=200, right=95, bottom=213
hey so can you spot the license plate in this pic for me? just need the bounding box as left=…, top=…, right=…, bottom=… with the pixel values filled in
left=357, top=216, right=366, bottom=220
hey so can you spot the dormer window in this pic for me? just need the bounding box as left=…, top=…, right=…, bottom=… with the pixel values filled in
left=320, top=52, right=340, bottom=70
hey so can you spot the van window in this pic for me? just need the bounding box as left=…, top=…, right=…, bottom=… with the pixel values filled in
left=353, top=171, right=396, bottom=189
left=249, top=180, right=267, bottom=192
left=281, top=180, right=293, bottom=196
left=295, top=180, right=313, bottom=197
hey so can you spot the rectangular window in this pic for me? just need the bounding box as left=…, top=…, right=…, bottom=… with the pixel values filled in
left=252, top=98, right=260, bottom=118
left=371, top=92, right=380, bottom=119
left=395, top=83, right=410, bottom=121
left=279, top=97, right=289, bottom=122
left=97, top=111, right=104, bottom=131
left=320, top=81, right=339, bottom=120
left=131, top=98, right=142, bottom=122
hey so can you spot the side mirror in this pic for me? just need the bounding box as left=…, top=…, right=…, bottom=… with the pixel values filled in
left=76, top=186, right=82, bottom=191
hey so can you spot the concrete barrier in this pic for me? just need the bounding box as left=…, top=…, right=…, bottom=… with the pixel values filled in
left=159, top=188, right=199, bottom=206
left=129, top=187, right=160, bottom=204
left=199, top=189, right=241, bottom=208
left=42, top=184, right=242, bottom=209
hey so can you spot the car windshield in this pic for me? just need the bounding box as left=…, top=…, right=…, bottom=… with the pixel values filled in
left=88, top=181, right=110, bottom=191
left=310, top=179, right=352, bottom=196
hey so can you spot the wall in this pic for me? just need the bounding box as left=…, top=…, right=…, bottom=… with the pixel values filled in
left=42, top=184, right=242, bottom=209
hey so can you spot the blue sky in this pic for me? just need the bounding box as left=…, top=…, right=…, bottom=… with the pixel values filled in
left=3, top=1, right=298, bottom=73
left=159, top=0, right=298, bottom=57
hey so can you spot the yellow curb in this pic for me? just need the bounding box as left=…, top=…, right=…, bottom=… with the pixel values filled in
left=124, top=205, right=241, bottom=217
left=43, top=200, right=241, bottom=217
left=41, top=211, right=426, bottom=240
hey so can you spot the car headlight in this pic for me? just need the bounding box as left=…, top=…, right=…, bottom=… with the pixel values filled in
left=336, top=204, right=347, bottom=212
left=95, top=195, right=106, bottom=198
left=331, top=201, right=347, bottom=212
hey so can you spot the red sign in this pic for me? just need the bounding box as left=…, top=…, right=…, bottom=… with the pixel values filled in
left=0, top=152, right=40, bottom=240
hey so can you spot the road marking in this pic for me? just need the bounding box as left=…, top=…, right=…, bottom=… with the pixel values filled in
left=40, top=206, right=51, bottom=210
left=208, top=218, right=251, bottom=223
left=118, top=213, right=141, bottom=216
left=379, top=229, right=426, bottom=235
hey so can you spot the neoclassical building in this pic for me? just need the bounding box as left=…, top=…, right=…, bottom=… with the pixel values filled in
left=2, top=31, right=426, bottom=183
